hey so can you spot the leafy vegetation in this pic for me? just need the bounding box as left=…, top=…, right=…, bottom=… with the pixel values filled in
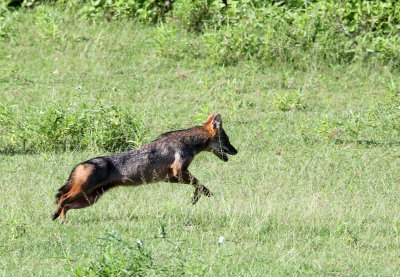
left=1, top=0, right=400, bottom=68
left=0, top=101, right=144, bottom=153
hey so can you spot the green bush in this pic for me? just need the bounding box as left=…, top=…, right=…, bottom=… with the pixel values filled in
left=0, top=4, right=15, bottom=37
left=201, top=1, right=400, bottom=67
left=0, top=101, right=144, bottom=153
left=172, top=0, right=224, bottom=32
left=2, top=0, right=400, bottom=68
left=74, top=0, right=172, bottom=22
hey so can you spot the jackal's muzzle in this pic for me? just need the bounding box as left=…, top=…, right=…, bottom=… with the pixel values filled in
left=214, top=142, right=238, bottom=162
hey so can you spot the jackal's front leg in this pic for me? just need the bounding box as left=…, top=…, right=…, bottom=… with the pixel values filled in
left=191, top=184, right=213, bottom=205
left=167, top=170, right=213, bottom=204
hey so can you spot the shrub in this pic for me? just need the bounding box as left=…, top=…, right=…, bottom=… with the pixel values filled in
left=75, top=0, right=173, bottom=22
left=172, top=0, right=223, bottom=32
left=2, top=0, right=400, bottom=69
left=0, top=5, right=15, bottom=38
left=0, top=101, right=144, bottom=153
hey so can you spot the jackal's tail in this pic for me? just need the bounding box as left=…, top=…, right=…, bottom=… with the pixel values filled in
left=55, top=182, right=72, bottom=204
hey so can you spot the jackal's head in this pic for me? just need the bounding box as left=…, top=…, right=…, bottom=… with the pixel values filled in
left=204, top=114, right=238, bottom=162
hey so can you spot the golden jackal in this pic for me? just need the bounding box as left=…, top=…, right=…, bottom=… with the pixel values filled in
left=51, top=114, right=238, bottom=223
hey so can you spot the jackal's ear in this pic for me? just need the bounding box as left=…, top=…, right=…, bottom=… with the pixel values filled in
left=204, top=113, right=221, bottom=135
left=212, top=114, right=222, bottom=131
left=204, top=113, right=216, bottom=126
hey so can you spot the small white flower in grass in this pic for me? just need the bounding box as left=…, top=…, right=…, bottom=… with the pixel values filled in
left=137, top=239, right=144, bottom=250
left=218, top=236, right=225, bottom=244
left=39, top=111, right=44, bottom=115
left=76, top=85, right=83, bottom=91
left=349, top=109, right=353, bottom=115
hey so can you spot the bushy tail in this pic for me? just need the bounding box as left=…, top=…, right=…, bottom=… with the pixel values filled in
left=55, top=182, right=71, bottom=204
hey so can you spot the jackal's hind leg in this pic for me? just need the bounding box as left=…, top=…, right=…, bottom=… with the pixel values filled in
left=59, top=193, right=94, bottom=223
left=51, top=193, right=69, bottom=220
left=58, top=188, right=107, bottom=223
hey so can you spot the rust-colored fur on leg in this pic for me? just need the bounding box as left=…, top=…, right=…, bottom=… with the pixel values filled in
left=52, top=164, right=94, bottom=221
left=59, top=191, right=98, bottom=223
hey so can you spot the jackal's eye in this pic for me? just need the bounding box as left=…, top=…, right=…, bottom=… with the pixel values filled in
left=217, top=133, right=229, bottom=143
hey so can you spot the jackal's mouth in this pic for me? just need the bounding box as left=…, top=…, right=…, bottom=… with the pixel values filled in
left=213, top=149, right=229, bottom=162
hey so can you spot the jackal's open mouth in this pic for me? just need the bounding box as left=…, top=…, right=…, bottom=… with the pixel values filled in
left=221, top=152, right=228, bottom=162
left=213, top=149, right=229, bottom=162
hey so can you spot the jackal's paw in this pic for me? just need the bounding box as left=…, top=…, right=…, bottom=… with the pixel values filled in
left=201, top=187, right=213, bottom=197
left=51, top=212, right=59, bottom=220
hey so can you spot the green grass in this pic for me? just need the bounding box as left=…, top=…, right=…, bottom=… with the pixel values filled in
left=1, top=6, right=400, bottom=276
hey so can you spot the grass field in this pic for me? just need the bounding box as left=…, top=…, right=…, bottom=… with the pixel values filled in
left=1, top=6, right=400, bottom=276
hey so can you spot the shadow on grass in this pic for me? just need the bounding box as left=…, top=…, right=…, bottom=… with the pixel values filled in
left=65, top=213, right=140, bottom=224
left=332, top=139, right=400, bottom=147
